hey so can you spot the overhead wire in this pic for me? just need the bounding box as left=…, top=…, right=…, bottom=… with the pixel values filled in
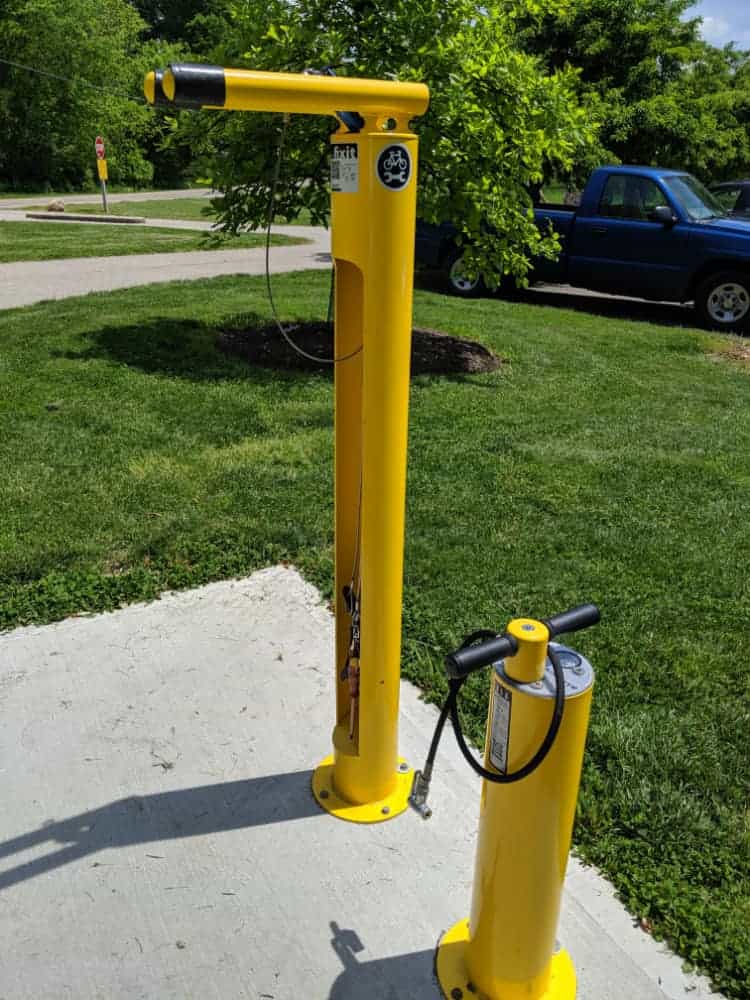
left=0, top=56, right=148, bottom=105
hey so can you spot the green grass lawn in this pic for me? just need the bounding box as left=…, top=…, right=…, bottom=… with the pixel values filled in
left=542, top=183, right=568, bottom=202
left=0, top=220, right=299, bottom=262
left=22, top=196, right=318, bottom=227
left=30, top=198, right=318, bottom=226
left=0, top=274, right=748, bottom=997
left=53, top=196, right=218, bottom=221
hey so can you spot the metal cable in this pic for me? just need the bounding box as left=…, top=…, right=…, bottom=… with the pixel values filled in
left=261, top=113, right=364, bottom=648
left=264, top=115, right=362, bottom=366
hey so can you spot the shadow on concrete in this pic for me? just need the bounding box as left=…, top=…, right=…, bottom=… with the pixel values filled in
left=0, top=769, right=321, bottom=892
left=329, top=922, right=441, bottom=999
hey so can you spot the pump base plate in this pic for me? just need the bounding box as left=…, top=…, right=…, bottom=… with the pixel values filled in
left=312, top=754, right=412, bottom=824
left=436, top=918, right=576, bottom=1000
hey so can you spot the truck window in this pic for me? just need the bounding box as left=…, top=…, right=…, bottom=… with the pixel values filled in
left=663, top=175, right=725, bottom=220
left=598, top=175, right=665, bottom=220
left=712, top=186, right=741, bottom=213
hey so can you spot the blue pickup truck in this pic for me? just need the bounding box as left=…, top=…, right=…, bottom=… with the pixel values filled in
left=416, top=165, right=750, bottom=333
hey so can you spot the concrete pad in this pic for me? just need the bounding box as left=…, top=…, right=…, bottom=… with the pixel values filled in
left=0, top=568, right=721, bottom=999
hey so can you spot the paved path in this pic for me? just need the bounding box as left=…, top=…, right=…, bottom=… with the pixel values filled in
left=0, top=190, right=692, bottom=326
left=0, top=567, right=720, bottom=1000
left=0, top=224, right=331, bottom=310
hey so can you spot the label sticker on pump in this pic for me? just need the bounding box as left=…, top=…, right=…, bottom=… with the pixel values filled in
left=331, top=144, right=359, bottom=193
left=489, top=681, right=511, bottom=773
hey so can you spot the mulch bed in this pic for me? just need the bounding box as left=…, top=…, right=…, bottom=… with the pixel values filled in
left=708, top=343, right=750, bottom=367
left=217, top=321, right=504, bottom=376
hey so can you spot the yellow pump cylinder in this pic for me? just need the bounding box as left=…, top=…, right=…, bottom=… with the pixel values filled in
left=437, top=641, right=595, bottom=1000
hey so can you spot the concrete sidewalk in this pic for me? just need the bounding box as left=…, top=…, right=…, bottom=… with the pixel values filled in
left=0, top=187, right=332, bottom=312
left=0, top=568, right=719, bottom=1000
left=0, top=226, right=331, bottom=310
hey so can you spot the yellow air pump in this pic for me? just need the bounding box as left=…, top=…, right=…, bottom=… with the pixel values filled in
left=410, top=603, right=601, bottom=1000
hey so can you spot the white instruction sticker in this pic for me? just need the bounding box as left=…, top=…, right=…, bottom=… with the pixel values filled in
left=331, top=143, right=359, bottom=193
left=489, top=680, right=511, bottom=773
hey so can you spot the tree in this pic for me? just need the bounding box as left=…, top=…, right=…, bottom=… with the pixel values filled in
left=180, top=0, right=598, bottom=285
left=130, top=0, right=224, bottom=45
left=0, top=0, right=157, bottom=189
left=521, top=0, right=750, bottom=181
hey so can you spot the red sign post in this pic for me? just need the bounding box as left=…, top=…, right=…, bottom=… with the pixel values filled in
left=94, top=136, right=108, bottom=213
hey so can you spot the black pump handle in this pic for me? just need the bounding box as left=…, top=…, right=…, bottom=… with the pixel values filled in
left=445, top=634, right=518, bottom=679
left=444, top=602, right=600, bottom=680
left=542, top=603, right=600, bottom=638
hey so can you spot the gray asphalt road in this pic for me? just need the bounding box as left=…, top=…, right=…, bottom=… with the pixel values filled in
left=1, top=189, right=693, bottom=326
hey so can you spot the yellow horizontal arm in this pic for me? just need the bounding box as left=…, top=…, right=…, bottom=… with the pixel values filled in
left=144, top=63, right=429, bottom=120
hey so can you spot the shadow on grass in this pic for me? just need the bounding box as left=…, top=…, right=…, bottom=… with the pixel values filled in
left=520, top=286, right=695, bottom=329
left=52, top=313, right=504, bottom=382
left=0, top=770, right=322, bottom=892
left=51, top=317, right=325, bottom=384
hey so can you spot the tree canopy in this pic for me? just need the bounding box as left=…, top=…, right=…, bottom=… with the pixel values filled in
left=521, top=0, right=750, bottom=181
left=0, top=0, right=748, bottom=255
left=182, top=0, right=597, bottom=285
left=0, top=0, right=161, bottom=189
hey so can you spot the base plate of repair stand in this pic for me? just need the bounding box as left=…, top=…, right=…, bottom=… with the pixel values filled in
left=436, top=918, right=576, bottom=1000
left=312, top=754, right=413, bottom=824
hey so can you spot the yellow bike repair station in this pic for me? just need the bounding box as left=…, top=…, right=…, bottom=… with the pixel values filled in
left=145, top=63, right=429, bottom=824
left=144, top=63, right=603, bottom=1000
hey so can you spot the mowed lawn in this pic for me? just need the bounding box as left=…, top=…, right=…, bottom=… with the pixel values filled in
left=36, top=196, right=218, bottom=221
left=62, top=198, right=316, bottom=226
left=0, top=273, right=748, bottom=997
left=0, top=220, right=298, bottom=262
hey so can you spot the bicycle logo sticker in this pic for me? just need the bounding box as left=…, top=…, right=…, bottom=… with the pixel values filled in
left=376, top=144, right=411, bottom=191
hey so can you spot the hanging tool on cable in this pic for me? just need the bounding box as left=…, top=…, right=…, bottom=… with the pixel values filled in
left=341, top=582, right=361, bottom=740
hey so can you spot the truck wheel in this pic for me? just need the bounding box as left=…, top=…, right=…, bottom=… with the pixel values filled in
left=445, top=251, right=484, bottom=297
left=696, top=271, right=750, bottom=333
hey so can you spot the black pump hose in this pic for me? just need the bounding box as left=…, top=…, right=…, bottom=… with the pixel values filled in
left=448, top=642, right=566, bottom=784
left=421, top=634, right=566, bottom=786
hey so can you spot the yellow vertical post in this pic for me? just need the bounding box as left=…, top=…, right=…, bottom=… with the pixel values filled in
left=312, top=120, right=420, bottom=821
left=143, top=64, right=429, bottom=823
left=436, top=623, right=595, bottom=999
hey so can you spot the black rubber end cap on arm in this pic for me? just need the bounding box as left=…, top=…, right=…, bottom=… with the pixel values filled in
left=168, top=63, right=226, bottom=108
